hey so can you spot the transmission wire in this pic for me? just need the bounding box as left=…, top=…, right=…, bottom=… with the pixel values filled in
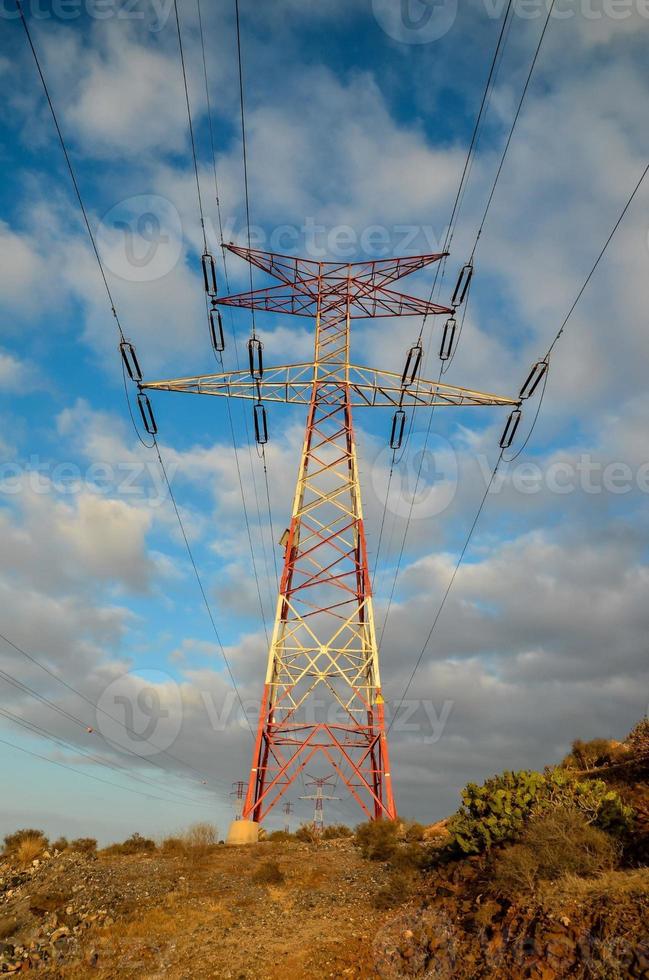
left=17, top=3, right=253, bottom=751
left=389, top=157, right=649, bottom=714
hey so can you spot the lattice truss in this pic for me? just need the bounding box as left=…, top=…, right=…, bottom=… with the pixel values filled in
left=142, top=246, right=518, bottom=823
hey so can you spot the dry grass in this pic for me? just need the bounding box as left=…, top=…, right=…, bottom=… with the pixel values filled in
left=542, top=868, right=649, bottom=905
left=16, top=835, right=47, bottom=868
left=252, top=859, right=285, bottom=885
left=373, top=871, right=412, bottom=909
left=3, top=828, right=48, bottom=857
left=159, top=823, right=219, bottom=865
left=103, top=833, right=156, bottom=857
left=182, top=822, right=218, bottom=850
left=490, top=809, right=618, bottom=898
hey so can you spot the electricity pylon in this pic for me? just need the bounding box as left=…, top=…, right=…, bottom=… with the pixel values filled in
left=283, top=799, right=294, bottom=834
left=299, top=774, right=340, bottom=836
left=230, top=780, right=245, bottom=820
left=142, top=245, right=518, bottom=836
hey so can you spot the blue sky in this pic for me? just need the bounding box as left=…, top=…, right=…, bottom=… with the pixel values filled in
left=0, top=0, right=648, bottom=841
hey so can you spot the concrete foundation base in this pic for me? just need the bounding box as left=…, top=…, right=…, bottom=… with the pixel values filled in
left=225, top=819, right=259, bottom=846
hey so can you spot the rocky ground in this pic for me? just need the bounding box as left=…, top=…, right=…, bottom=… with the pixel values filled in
left=0, top=839, right=403, bottom=978
left=1, top=836, right=647, bottom=979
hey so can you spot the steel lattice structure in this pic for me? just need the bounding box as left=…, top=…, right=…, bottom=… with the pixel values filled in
left=142, top=245, right=518, bottom=825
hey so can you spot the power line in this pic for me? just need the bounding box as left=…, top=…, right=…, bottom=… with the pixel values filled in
left=195, top=0, right=275, bottom=636
left=15, top=0, right=125, bottom=345
left=197, top=0, right=279, bottom=613
left=154, top=445, right=255, bottom=737
left=546, top=161, right=649, bottom=357
left=17, top=3, right=253, bottom=752
left=0, top=666, right=218, bottom=804
left=388, top=157, right=649, bottom=716
left=418, top=0, right=516, bottom=340
left=373, top=0, right=516, bottom=588
left=0, top=732, right=215, bottom=808
left=173, top=0, right=208, bottom=252
left=0, top=704, right=211, bottom=806
left=261, top=448, right=281, bottom=590
left=504, top=158, right=649, bottom=460
left=376, top=0, right=555, bottom=633
left=387, top=452, right=503, bottom=733
left=0, top=629, right=225, bottom=787
left=377, top=366, right=444, bottom=652
left=234, top=0, right=257, bottom=336
left=469, top=0, right=557, bottom=262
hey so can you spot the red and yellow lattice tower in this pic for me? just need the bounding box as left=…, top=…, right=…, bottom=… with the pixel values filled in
left=143, top=246, right=518, bottom=834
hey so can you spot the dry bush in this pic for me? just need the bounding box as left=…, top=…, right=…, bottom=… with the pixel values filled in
left=51, top=837, right=69, bottom=853
left=252, top=859, right=285, bottom=885
left=16, top=836, right=47, bottom=868
left=403, top=821, right=426, bottom=843
left=390, top=842, right=429, bottom=872
left=541, top=867, right=649, bottom=906
left=562, top=738, right=629, bottom=770
left=182, top=822, right=218, bottom=851
left=294, top=823, right=319, bottom=843
left=321, top=823, right=353, bottom=840
left=104, top=832, right=156, bottom=856
left=158, top=824, right=219, bottom=862
left=626, top=717, right=649, bottom=755
left=69, top=838, right=97, bottom=855
left=267, top=830, right=293, bottom=842
left=355, top=820, right=400, bottom=861
left=373, top=871, right=412, bottom=909
left=3, top=829, right=48, bottom=856
left=490, top=808, right=618, bottom=898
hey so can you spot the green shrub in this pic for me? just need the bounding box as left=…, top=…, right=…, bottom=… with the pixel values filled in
left=3, top=829, right=48, bottom=856
left=355, top=820, right=400, bottom=861
left=491, top=808, right=618, bottom=898
left=253, top=859, right=285, bottom=885
left=448, top=768, right=633, bottom=855
left=321, top=824, right=353, bottom=840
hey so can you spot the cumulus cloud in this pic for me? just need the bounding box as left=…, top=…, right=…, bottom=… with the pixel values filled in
left=1, top=2, right=648, bottom=835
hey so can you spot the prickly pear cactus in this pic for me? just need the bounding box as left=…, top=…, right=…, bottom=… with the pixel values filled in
left=448, top=768, right=633, bottom=855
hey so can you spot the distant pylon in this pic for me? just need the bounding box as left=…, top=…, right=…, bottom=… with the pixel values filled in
left=299, top=774, right=340, bottom=836
left=142, top=246, right=519, bottom=828
left=230, top=780, right=246, bottom=820
left=283, top=800, right=294, bottom=834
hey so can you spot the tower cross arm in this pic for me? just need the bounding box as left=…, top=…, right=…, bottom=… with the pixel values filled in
left=140, top=362, right=520, bottom=409
left=215, top=283, right=452, bottom=318
left=222, top=243, right=449, bottom=289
